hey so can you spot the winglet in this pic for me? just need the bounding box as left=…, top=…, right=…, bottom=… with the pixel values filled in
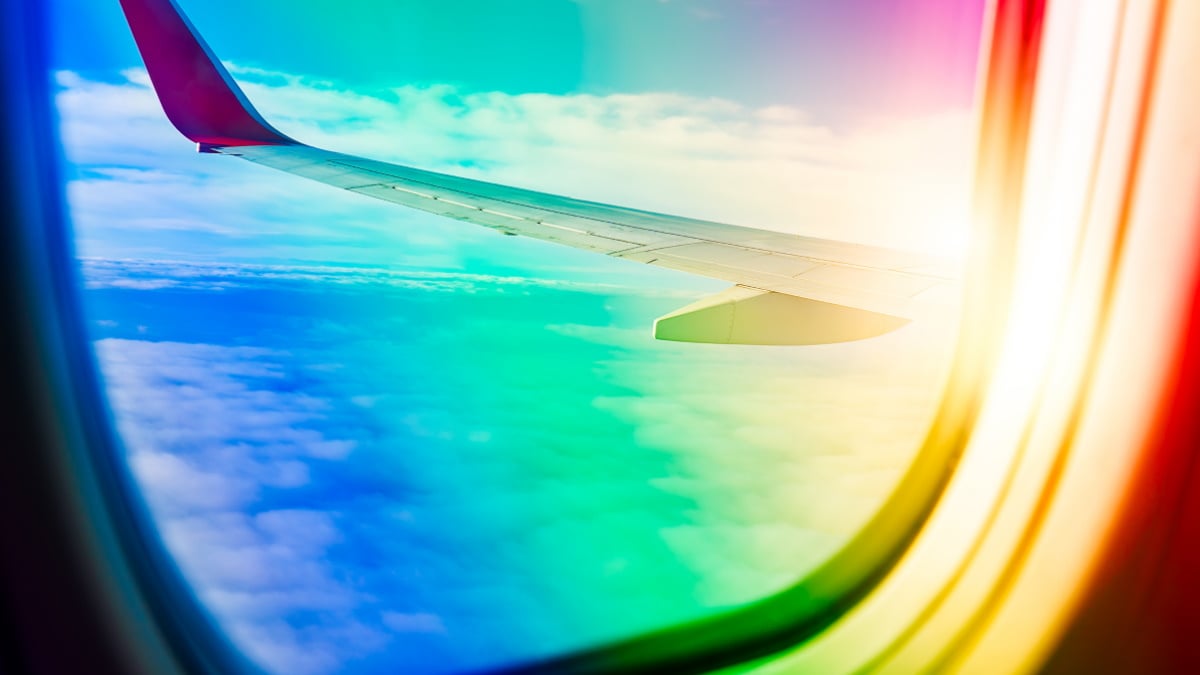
left=118, top=0, right=295, bottom=149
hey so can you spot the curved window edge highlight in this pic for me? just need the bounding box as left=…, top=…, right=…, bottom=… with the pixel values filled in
left=7, top=1, right=1200, bottom=674
left=0, top=3, right=253, bottom=674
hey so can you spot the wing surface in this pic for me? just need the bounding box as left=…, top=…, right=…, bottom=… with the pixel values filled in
left=120, top=0, right=956, bottom=344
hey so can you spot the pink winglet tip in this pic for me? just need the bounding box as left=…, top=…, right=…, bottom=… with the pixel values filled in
left=118, top=0, right=295, bottom=148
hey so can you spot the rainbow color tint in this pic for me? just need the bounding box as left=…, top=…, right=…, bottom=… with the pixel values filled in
left=43, top=1, right=1200, bottom=674
left=53, top=1, right=984, bottom=672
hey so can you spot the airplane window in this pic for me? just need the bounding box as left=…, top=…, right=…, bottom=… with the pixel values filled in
left=50, top=0, right=983, bottom=673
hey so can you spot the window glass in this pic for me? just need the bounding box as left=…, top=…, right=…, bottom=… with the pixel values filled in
left=52, top=1, right=983, bottom=672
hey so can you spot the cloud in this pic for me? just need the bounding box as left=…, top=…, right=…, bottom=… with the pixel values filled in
left=95, top=337, right=400, bottom=673
left=129, top=452, right=261, bottom=511
left=231, top=64, right=972, bottom=253
left=57, top=66, right=973, bottom=269
left=79, top=256, right=703, bottom=298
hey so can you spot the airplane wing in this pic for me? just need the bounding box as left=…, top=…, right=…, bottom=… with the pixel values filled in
left=119, top=0, right=955, bottom=345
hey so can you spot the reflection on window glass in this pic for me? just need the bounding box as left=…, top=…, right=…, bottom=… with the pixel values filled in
left=53, top=0, right=982, bottom=673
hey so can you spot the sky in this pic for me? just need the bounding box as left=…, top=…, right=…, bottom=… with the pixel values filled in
left=52, top=0, right=983, bottom=119
left=49, top=1, right=981, bottom=673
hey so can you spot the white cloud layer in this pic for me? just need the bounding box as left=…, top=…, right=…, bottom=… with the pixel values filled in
left=79, top=257, right=705, bottom=298
left=56, top=66, right=974, bottom=269
left=96, top=338, right=383, bottom=674
left=87, top=256, right=959, bottom=672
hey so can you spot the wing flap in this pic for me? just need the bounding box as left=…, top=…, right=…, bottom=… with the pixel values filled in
left=654, top=286, right=911, bottom=345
